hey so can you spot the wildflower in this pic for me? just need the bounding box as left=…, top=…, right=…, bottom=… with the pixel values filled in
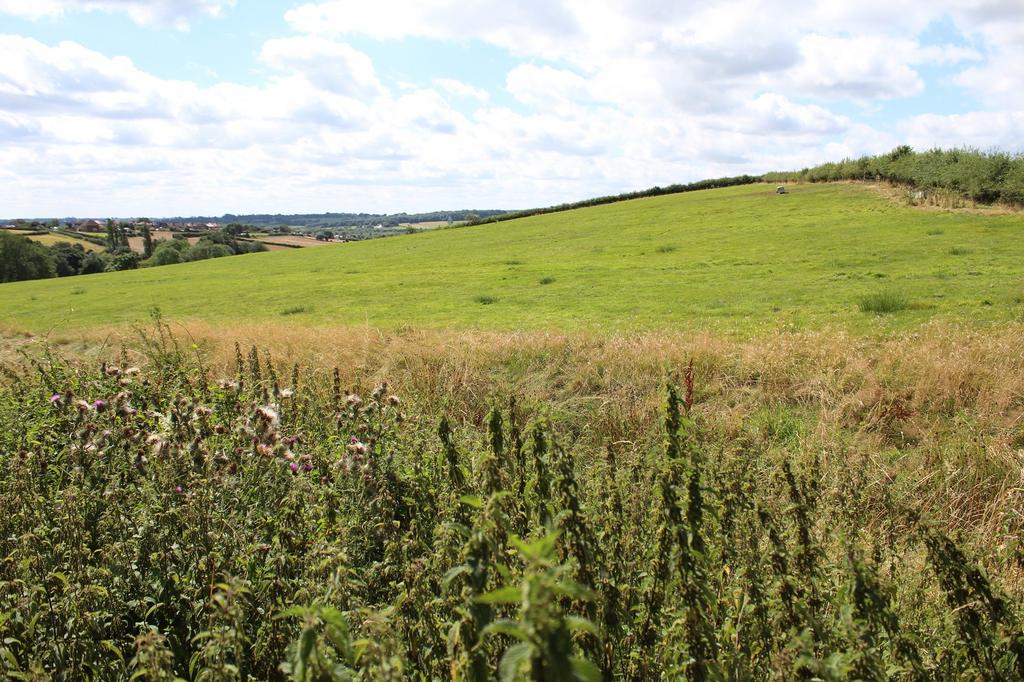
left=74, top=399, right=91, bottom=414
left=194, top=406, right=212, bottom=418
left=146, top=434, right=170, bottom=457
left=303, top=461, right=313, bottom=472
left=174, top=485, right=183, bottom=494
left=290, top=462, right=299, bottom=474
left=256, top=443, right=273, bottom=458
left=93, top=399, right=107, bottom=412
left=105, top=366, right=121, bottom=377
left=50, top=393, right=62, bottom=405
left=279, top=388, right=294, bottom=399
left=346, top=394, right=362, bottom=407
left=255, top=406, right=279, bottom=427
left=387, top=395, right=401, bottom=407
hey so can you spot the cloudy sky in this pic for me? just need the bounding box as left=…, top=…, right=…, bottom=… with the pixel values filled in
left=1, top=1, right=1022, bottom=217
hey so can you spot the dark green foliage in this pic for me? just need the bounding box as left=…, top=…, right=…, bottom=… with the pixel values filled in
left=79, top=251, right=110, bottom=274
left=0, top=231, right=56, bottom=282
left=49, top=241, right=88, bottom=277
left=150, top=239, right=190, bottom=266
left=105, top=250, right=141, bottom=272
left=0, top=338, right=1021, bottom=679
left=186, top=241, right=234, bottom=261
left=142, top=223, right=154, bottom=258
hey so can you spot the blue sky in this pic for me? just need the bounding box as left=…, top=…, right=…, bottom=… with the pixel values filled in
left=0, top=0, right=1021, bottom=216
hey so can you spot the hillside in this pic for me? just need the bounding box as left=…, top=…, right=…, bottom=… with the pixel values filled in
left=2, top=182, right=1023, bottom=334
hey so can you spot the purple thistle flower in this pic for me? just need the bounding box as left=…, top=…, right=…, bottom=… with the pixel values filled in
left=50, top=393, right=62, bottom=404
left=290, top=462, right=299, bottom=474
left=93, top=399, right=107, bottom=412
left=303, top=461, right=313, bottom=472
left=349, top=435, right=359, bottom=444
left=174, top=485, right=183, bottom=494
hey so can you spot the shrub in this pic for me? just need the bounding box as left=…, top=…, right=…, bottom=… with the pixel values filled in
left=150, top=239, right=189, bottom=266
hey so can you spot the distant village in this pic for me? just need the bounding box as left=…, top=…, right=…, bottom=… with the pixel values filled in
left=66, top=219, right=225, bottom=233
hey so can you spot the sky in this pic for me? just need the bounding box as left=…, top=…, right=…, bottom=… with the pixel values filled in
left=0, top=1, right=1022, bottom=217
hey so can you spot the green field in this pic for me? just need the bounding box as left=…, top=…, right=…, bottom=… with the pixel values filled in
left=2, top=182, right=1022, bottom=334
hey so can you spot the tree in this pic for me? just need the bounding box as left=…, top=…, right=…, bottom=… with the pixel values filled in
left=105, top=219, right=116, bottom=250
left=79, top=251, right=110, bottom=274
left=0, top=231, right=56, bottom=283
left=185, top=242, right=233, bottom=261
left=142, top=223, right=154, bottom=258
left=150, top=239, right=189, bottom=266
left=224, top=223, right=247, bottom=236
left=316, top=230, right=332, bottom=241
left=49, top=241, right=87, bottom=277
left=106, top=251, right=140, bottom=271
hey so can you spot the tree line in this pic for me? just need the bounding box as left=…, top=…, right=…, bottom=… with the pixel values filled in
left=0, top=227, right=265, bottom=284
left=464, top=175, right=762, bottom=226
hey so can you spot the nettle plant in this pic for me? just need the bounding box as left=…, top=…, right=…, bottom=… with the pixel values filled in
left=0, top=319, right=1022, bottom=679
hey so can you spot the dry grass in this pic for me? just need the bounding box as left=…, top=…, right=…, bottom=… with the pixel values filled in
left=4, top=319, right=1022, bottom=578
left=252, top=235, right=333, bottom=248
left=127, top=232, right=200, bottom=253
left=867, top=180, right=1024, bottom=215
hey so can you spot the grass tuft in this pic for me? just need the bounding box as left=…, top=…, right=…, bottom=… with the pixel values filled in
left=859, top=290, right=910, bottom=314
left=474, top=295, right=498, bottom=305
left=280, top=305, right=310, bottom=316
left=539, top=276, right=556, bottom=285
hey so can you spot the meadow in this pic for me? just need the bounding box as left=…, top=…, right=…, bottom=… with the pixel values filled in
left=5, top=229, right=105, bottom=252
left=3, top=182, right=1024, bottom=335
left=2, top=178, right=1024, bottom=679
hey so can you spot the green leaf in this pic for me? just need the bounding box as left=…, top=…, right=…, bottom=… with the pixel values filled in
left=442, top=564, right=471, bottom=588
left=498, top=642, right=534, bottom=682
left=475, top=585, right=521, bottom=605
left=483, top=619, right=531, bottom=642
left=570, top=656, right=602, bottom=682
left=565, top=615, right=599, bottom=638
left=510, top=531, right=560, bottom=560
left=459, top=494, right=483, bottom=508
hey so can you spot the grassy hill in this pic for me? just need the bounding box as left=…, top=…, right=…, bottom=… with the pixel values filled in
left=2, top=182, right=1023, bottom=334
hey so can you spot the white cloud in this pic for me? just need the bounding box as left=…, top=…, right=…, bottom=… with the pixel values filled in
left=260, top=37, right=385, bottom=99
left=0, top=0, right=235, bottom=28
left=433, top=78, right=489, bottom=103
left=901, top=111, right=1024, bottom=151
left=2, top=0, right=1024, bottom=215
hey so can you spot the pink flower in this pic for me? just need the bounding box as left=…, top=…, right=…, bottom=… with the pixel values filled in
left=50, top=393, right=62, bottom=404
left=289, top=462, right=299, bottom=474
left=174, top=485, right=183, bottom=494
